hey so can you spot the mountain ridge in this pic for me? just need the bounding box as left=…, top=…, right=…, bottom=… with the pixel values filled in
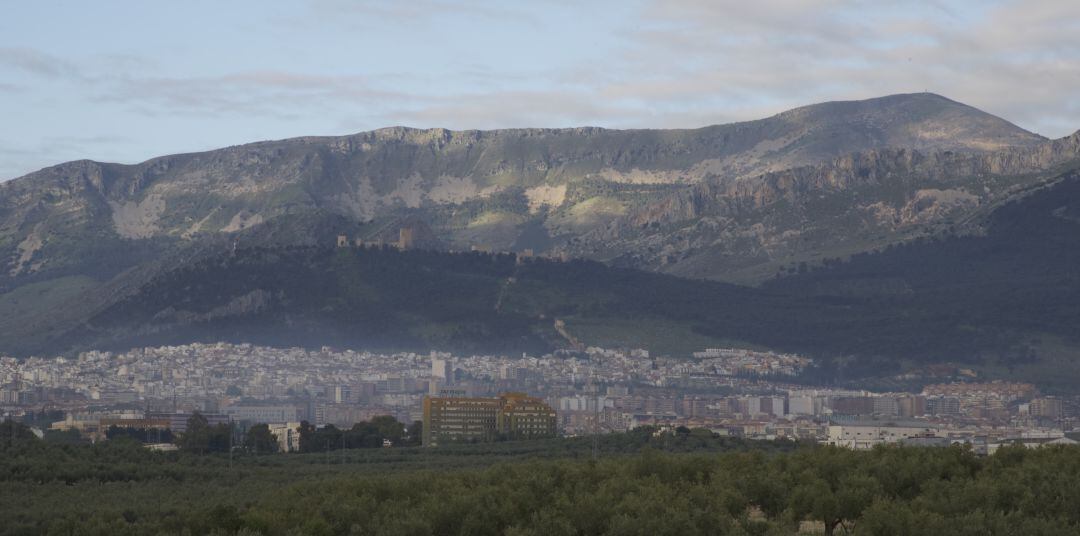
left=0, top=92, right=1053, bottom=289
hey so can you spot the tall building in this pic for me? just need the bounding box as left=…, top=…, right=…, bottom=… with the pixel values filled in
left=830, top=396, right=875, bottom=416
left=334, top=385, right=352, bottom=404
left=431, top=355, right=452, bottom=383
left=422, top=395, right=501, bottom=446
left=499, top=393, right=558, bottom=440
left=398, top=227, right=415, bottom=249
left=872, top=396, right=899, bottom=417
left=897, top=395, right=927, bottom=418
left=1030, top=397, right=1064, bottom=420
left=422, top=392, right=556, bottom=446
left=926, top=396, right=961, bottom=416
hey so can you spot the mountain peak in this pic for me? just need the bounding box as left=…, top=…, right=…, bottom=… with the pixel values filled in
left=771, top=92, right=1044, bottom=153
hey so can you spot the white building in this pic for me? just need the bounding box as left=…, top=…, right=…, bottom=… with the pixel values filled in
left=223, top=405, right=303, bottom=424
left=987, top=436, right=1078, bottom=455
left=827, top=419, right=939, bottom=450
left=431, top=356, right=451, bottom=382
left=268, top=422, right=304, bottom=453
left=788, top=395, right=825, bottom=416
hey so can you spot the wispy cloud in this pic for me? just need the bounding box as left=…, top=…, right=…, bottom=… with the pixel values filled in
left=0, top=47, right=82, bottom=79
left=96, top=71, right=414, bottom=118
left=302, top=0, right=543, bottom=25
left=593, top=0, right=1080, bottom=135
left=0, top=135, right=132, bottom=180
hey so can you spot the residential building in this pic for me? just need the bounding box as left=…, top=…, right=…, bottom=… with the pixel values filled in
left=498, top=393, right=557, bottom=440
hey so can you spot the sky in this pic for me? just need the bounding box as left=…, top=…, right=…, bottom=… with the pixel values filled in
left=2, top=0, right=1079, bottom=180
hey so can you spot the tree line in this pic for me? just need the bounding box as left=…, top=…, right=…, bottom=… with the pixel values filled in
left=5, top=416, right=1080, bottom=535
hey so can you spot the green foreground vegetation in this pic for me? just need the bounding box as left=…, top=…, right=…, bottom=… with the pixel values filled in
left=3, top=420, right=1080, bottom=535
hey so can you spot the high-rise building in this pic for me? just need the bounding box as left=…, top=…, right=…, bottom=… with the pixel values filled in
left=422, top=392, right=556, bottom=446
left=830, top=396, right=875, bottom=416
left=926, top=396, right=961, bottom=416
left=334, top=385, right=352, bottom=404
left=896, top=395, right=927, bottom=417
left=1030, top=397, right=1064, bottom=419
left=398, top=227, right=415, bottom=250
left=422, top=396, right=501, bottom=446
left=431, top=355, right=452, bottom=383
left=499, top=394, right=558, bottom=440
left=872, top=397, right=899, bottom=417
left=759, top=396, right=786, bottom=417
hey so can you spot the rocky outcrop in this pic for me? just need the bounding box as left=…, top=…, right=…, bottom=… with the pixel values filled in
left=566, top=131, right=1080, bottom=281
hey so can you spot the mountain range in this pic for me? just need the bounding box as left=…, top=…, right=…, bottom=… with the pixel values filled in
left=4, top=93, right=1066, bottom=287
left=3, top=92, right=1080, bottom=387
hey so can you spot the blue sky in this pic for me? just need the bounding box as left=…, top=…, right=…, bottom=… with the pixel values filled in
left=2, top=0, right=1079, bottom=180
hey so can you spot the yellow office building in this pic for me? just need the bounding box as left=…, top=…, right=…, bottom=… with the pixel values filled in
left=423, top=392, right=556, bottom=446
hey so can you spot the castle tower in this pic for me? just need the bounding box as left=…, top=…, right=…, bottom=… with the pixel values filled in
left=337, top=235, right=349, bottom=248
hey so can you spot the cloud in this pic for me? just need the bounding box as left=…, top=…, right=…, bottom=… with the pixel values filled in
left=380, top=89, right=638, bottom=129
left=3, top=0, right=1080, bottom=182
left=0, top=135, right=132, bottom=181
left=592, top=0, right=1080, bottom=136
left=96, top=71, right=410, bottom=118
left=281, top=0, right=1080, bottom=137
left=0, top=47, right=82, bottom=79
left=302, top=0, right=542, bottom=25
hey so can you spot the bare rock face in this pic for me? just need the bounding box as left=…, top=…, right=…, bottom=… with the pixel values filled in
left=0, top=93, right=1064, bottom=287
left=566, top=131, right=1080, bottom=282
